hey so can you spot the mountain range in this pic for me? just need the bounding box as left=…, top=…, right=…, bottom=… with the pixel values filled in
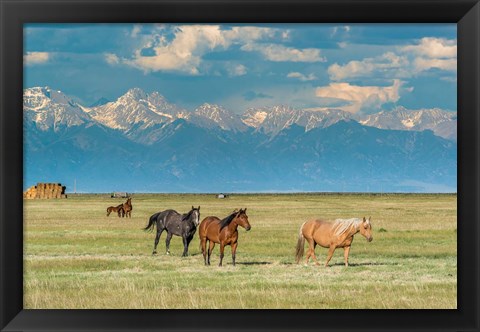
left=23, top=87, right=457, bottom=193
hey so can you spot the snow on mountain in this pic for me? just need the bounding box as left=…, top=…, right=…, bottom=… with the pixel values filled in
left=23, top=87, right=92, bottom=131
left=23, top=87, right=457, bottom=143
left=242, top=105, right=353, bottom=135
left=358, top=107, right=457, bottom=140
left=88, top=88, right=187, bottom=131
left=190, top=103, right=248, bottom=131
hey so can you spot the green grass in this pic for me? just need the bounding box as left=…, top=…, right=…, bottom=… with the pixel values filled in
left=24, top=193, right=457, bottom=309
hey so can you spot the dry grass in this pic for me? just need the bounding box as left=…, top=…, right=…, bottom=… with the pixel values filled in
left=24, top=193, right=457, bottom=309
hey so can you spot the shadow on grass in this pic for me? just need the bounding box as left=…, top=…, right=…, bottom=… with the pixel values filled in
left=233, top=261, right=272, bottom=266
left=329, top=262, right=399, bottom=267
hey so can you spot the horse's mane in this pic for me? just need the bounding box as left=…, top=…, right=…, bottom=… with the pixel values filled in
left=332, top=218, right=363, bottom=236
left=182, top=208, right=196, bottom=222
left=219, top=211, right=238, bottom=229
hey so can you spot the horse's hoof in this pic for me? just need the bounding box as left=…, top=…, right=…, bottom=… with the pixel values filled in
left=152, top=251, right=157, bottom=255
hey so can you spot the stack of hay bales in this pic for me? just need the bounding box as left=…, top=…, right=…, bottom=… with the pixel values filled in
left=23, top=183, right=67, bottom=199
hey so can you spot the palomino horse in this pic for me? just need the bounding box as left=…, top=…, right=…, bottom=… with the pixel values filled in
left=106, top=204, right=124, bottom=217
left=199, top=208, right=251, bottom=266
left=295, top=217, right=373, bottom=267
left=122, top=198, right=132, bottom=218
left=144, top=206, right=200, bottom=257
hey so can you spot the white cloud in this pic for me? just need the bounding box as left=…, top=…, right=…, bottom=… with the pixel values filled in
left=131, top=25, right=142, bottom=38
left=241, top=43, right=326, bottom=62
left=104, top=53, right=120, bottom=65
left=401, top=37, right=456, bottom=59
left=116, top=25, right=279, bottom=74
left=413, top=57, right=457, bottom=72
left=327, top=37, right=457, bottom=81
left=287, top=72, right=317, bottom=81
left=331, top=25, right=351, bottom=37
left=108, top=25, right=327, bottom=74
left=328, top=52, right=409, bottom=81
left=226, top=64, right=247, bottom=77
left=401, top=37, right=457, bottom=73
left=24, top=52, right=50, bottom=65
left=315, top=79, right=407, bottom=113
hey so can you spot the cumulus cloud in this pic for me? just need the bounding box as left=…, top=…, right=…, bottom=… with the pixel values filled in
left=287, top=72, right=317, bottom=81
left=130, top=25, right=142, bottom=38
left=315, top=79, right=408, bottom=113
left=331, top=26, right=351, bottom=37
left=413, top=57, right=457, bottom=72
left=241, top=43, right=326, bottom=62
left=401, top=37, right=456, bottom=59
left=328, top=52, right=409, bottom=81
left=327, top=37, right=457, bottom=81
left=24, top=52, right=50, bottom=65
left=226, top=63, right=247, bottom=77
left=114, top=25, right=280, bottom=74
left=104, top=53, right=120, bottom=65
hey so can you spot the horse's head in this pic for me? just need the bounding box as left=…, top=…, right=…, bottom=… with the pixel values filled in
left=359, top=216, right=373, bottom=242
left=234, top=208, right=251, bottom=231
left=190, top=206, right=201, bottom=226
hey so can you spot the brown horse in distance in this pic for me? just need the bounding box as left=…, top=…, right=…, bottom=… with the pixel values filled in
left=106, top=204, right=124, bottom=217
left=199, top=208, right=251, bottom=266
left=295, top=217, right=373, bottom=267
left=122, top=198, right=132, bottom=218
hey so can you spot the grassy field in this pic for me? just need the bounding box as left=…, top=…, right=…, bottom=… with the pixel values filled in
left=23, top=193, right=457, bottom=309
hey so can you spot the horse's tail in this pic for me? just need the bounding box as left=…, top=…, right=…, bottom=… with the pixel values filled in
left=144, top=214, right=157, bottom=232
left=295, top=222, right=307, bottom=264
left=106, top=207, right=112, bottom=216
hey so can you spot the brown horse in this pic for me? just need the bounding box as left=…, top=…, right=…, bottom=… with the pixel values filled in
left=122, top=198, right=132, bottom=218
left=106, top=204, right=124, bottom=217
left=199, top=208, right=251, bottom=266
left=295, top=217, right=373, bottom=267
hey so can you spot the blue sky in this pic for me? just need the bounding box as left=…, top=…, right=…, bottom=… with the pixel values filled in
left=24, top=23, right=457, bottom=114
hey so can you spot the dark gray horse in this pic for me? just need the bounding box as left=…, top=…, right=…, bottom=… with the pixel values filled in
left=144, top=206, right=200, bottom=257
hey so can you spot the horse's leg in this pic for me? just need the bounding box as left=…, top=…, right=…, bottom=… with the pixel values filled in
left=311, top=242, right=320, bottom=266
left=165, top=232, right=173, bottom=255
left=305, top=238, right=315, bottom=265
left=184, top=234, right=194, bottom=257
left=181, top=235, right=188, bottom=257
left=218, top=243, right=225, bottom=267
left=208, top=241, right=215, bottom=266
left=231, top=242, right=238, bottom=266
left=201, top=238, right=207, bottom=265
left=325, top=245, right=336, bottom=267
left=153, top=228, right=164, bottom=255
left=343, top=246, right=351, bottom=267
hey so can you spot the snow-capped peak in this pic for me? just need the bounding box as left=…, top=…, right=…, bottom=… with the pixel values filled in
left=191, top=103, right=247, bottom=131
left=88, top=88, right=186, bottom=131
left=23, top=87, right=91, bottom=131
left=358, top=107, right=457, bottom=140
left=242, top=105, right=353, bottom=134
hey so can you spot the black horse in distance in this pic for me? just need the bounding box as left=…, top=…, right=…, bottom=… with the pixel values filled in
left=144, top=206, right=200, bottom=257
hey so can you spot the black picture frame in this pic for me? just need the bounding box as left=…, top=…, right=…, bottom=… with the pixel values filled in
left=1, top=0, right=479, bottom=331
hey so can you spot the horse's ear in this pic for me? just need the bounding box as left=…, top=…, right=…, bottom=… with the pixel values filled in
left=244, top=208, right=247, bottom=212
left=363, top=216, right=366, bottom=222
left=368, top=216, right=371, bottom=222
left=198, top=206, right=200, bottom=210
left=192, top=206, right=194, bottom=210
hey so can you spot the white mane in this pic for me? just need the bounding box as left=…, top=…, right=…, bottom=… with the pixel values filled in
left=332, top=218, right=363, bottom=237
